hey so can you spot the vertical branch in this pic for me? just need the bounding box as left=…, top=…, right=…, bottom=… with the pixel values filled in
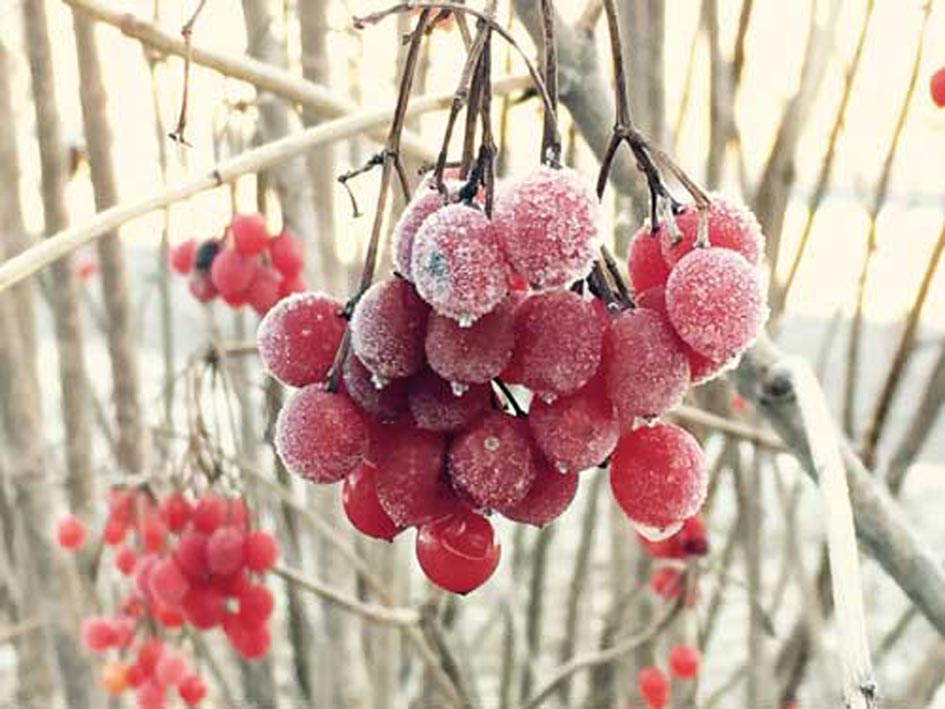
left=538, top=0, right=561, bottom=164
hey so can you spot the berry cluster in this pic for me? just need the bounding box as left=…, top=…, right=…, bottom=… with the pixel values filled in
left=56, top=487, right=279, bottom=707
left=637, top=644, right=701, bottom=709
left=170, top=213, right=307, bottom=315
left=638, top=515, right=707, bottom=605
left=258, top=164, right=766, bottom=594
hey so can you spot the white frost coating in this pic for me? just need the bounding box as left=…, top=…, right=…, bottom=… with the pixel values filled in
left=390, top=179, right=463, bottom=280
left=632, top=520, right=684, bottom=543
left=791, top=357, right=875, bottom=708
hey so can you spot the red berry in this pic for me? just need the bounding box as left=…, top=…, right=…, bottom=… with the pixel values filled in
left=155, top=652, right=188, bottom=687
left=275, top=386, right=370, bottom=483
left=372, top=423, right=457, bottom=527
left=391, top=181, right=453, bottom=280
left=230, top=213, right=270, bottom=255
left=175, top=531, right=209, bottom=584
left=627, top=229, right=670, bottom=292
left=407, top=370, right=489, bottom=432
left=178, top=674, right=207, bottom=706
left=668, top=643, right=700, bottom=679
left=246, top=265, right=282, bottom=316
left=665, top=248, right=767, bottom=361
left=170, top=239, right=197, bottom=274
left=229, top=619, right=272, bottom=659
left=342, top=353, right=409, bottom=423
left=80, top=616, right=117, bottom=652
left=210, top=249, right=255, bottom=298
left=56, top=514, right=86, bottom=550
left=416, top=508, right=501, bottom=594
left=257, top=291, right=345, bottom=388
left=134, top=554, right=158, bottom=599
left=637, top=515, right=708, bottom=559
left=236, top=583, right=274, bottom=626
left=350, top=278, right=430, bottom=382
left=115, top=545, right=137, bottom=575
left=102, top=517, right=128, bottom=546
left=244, top=530, right=279, bottom=572
left=932, top=67, right=945, bottom=107
left=637, top=666, right=670, bottom=709
left=610, top=423, right=707, bottom=537
left=602, top=308, right=690, bottom=426
left=650, top=567, right=683, bottom=600
left=149, top=557, right=190, bottom=607
left=527, top=373, right=618, bottom=473
left=278, top=272, right=307, bottom=297
left=153, top=601, right=185, bottom=628
left=494, top=165, right=598, bottom=289
left=505, top=291, right=604, bottom=397
left=188, top=271, right=217, bottom=302
left=136, top=636, right=165, bottom=674
left=193, top=493, right=226, bottom=534
left=136, top=680, right=165, bottom=709
left=448, top=412, right=535, bottom=512
left=425, top=297, right=516, bottom=385
left=342, top=462, right=404, bottom=541
left=159, top=491, right=192, bottom=532
left=660, top=198, right=763, bottom=267
left=411, top=203, right=508, bottom=325
left=140, top=514, right=166, bottom=553
left=502, top=458, right=578, bottom=527
left=182, top=586, right=225, bottom=629
left=207, top=526, right=246, bottom=576
left=268, top=229, right=304, bottom=277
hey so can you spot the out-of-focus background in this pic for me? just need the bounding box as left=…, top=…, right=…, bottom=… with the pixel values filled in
left=1, top=0, right=944, bottom=707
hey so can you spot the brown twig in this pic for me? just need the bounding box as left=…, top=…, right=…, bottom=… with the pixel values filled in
left=538, top=0, right=561, bottom=164
left=168, top=0, right=209, bottom=144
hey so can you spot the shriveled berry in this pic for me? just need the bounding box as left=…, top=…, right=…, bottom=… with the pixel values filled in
left=610, top=424, right=707, bottom=537
left=193, top=240, right=221, bottom=271
left=416, top=508, right=500, bottom=594
left=603, top=308, right=690, bottom=426
left=407, top=370, right=489, bottom=432
left=505, top=291, right=603, bottom=397
left=342, top=353, right=408, bottom=422
left=244, top=530, right=279, bottom=572
left=170, top=239, right=197, bottom=274
left=494, top=165, right=598, bottom=288
left=425, top=297, right=515, bottom=385
left=502, top=458, right=577, bottom=527
left=275, top=387, right=369, bottom=482
left=660, top=197, right=763, bottom=267
left=637, top=666, right=670, bottom=709
left=257, top=292, right=345, bottom=387
left=56, top=514, right=86, bottom=550
left=230, top=213, right=269, bottom=255
left=627, top=229, right=669, bottom=292
left=268, top=229, right=305, bottom=277
left=351, top=278, right=430, bottom=382
left=411, top=203, right=508, bottom=324
left=342, top=462, right=404, bottom=541
left=448, top=412, right=535, bottom=512
left=665, top=248, right=767, bottom=361
left=210, top=249, right=255, bottom=298
left=668, top=643, right=700, bottom=679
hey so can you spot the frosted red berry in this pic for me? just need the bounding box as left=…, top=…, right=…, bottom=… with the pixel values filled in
left=351, top=278, right=430, bottom=382
left=660, top=197, right=763, bottom=267
left=494, top=165, right=599, bottom=288
left=665, top=248, right=767, bottom=362
left=425, top=297, right=515, bottom=385
left=159, top=492, right=192, bottom=532
left=230, top=213, right=269, bottom=256
left=56, top=514, right=86, bottom=550
left=528, top=373, right=618, bottom=473
left=175, top=531, right=209, bottom=584
left=505, top=290, right=604, bottom=397
left=391, top=181, right=453, bottom=280
left=342, top=462, right=404, bottom=541
left=342, top=353, right=409, bottom=422
left=170, top=239, right=197, bottom=274
left=931, top=67, right=945, bottom=108
left=206, top=527, right=246, bottom=576
left=407, top=370, right=490, bottom=432
left=275, top=386, right=369, bottom=483
left=416, top=508, right=501, bottom=594
left=668, top=643, right=700, bottom=679
left=448, top=412, right=535, bottom=512
left=244, top=530, right=279, bottom=572
left=638, top=515, right=708, bottom=559
left=257, top=292, right=345, bottom=387
left=627, top=229, right=670, bottom=292
left=602, top=308, right=690, bottom=426
left=610, top=423, right=707, bottom=537
left=637, top=666, right=670, bottom=709
left=182, top=586, right=225, bottom=629
left=411, top=203, right=508, bottom=324
left=178, top=674, right=207, bottom=706
left=502, top=458, right=578, bottom=527
left=268, top=229, right=304, bottom=277
left=210, top=249, right=255, bottom=298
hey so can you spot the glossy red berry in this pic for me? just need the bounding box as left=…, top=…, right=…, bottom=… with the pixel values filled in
left=227, top=618, right=271, bottom=659
left=416, top=508, right=501, bottom=594
left=170, top=239, right=197, bottom=274
left=501, top=458, right=578, bottom=527
left=268, top=229, right=305, bottom=277
left=56, top=514, right=86, bottom=550
left=342, top=462, right=404, bottom=541
left=159, top=491, right=192, bottom=532
left=637, top=666, right=670, bottom=709
left=178, top=674, right=207, bottom=706
left=660, top=197, right=763, bottom=267
left=244, top=530, right=279, bottom=572
left=230, top=213, right=270, bottom=255
left=193, top=493, right=226, bottom=534
left=210, top=249, right=255, bottom=298
left=668, top=643, right=700, bottom=679
left=246, top=266, right=282, bottom=316
left=236, top=583, right=274, bottom=626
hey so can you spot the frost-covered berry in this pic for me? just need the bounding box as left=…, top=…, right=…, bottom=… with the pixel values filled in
left=493, top=165, right=599, bottom=288
left=371, top=423, right=457, bottom=527
left=231, top=213, right=270, bottom=256
left=342, top=353, right=409, bottom=422
left=602, top=308, right=690, bottom=426
left=416, top=508, right=500, bottom=594
left=610, top=423, right=707, bottom=538
left=425, top=297, right=515, bottom=385
left=210, top=249, right=255, bottom=298
left=448, top=412, right=535, bottom=512
left=407, top=370, right=490, bottom=432
left=391, top=181, right=457, bottom=280
left=257, top=292, right=345, bottom=387
left=665, top=248, right=767, bottom=362
left=627, top=229, right=669, bottom=292
left=206, top=526, right=246, bottom=576
left=502, top=458, right=578, bottom=527
left=660, top=198, right=763, bottom=267
left=635, top=287, right=727, bottom=385
left=411, top=204, right=508, bottom=324
left=269, top=229, right=304, bottom=277
left=149, top=557, right=189, bottom=606
left=528, top=374, right=618, bottom=472
left=274, top=387, right=369, bottom=483
left=505, top=290, right=603, bottom=397
left=351, top=278, right=430, bottom=382
left=244, top=530, right=279, bottom=572
left=342, top=462, right=404, bottom=541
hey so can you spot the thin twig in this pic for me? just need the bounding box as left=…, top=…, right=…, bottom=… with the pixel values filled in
left=168, top=0, right=209, bottom=144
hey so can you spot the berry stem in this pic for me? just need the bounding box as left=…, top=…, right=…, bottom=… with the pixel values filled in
left=538, top=0, right=562, bottom=166
left=168, top=0, right=209, bottom=145
left=493, top=378, right=526, bottom=418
